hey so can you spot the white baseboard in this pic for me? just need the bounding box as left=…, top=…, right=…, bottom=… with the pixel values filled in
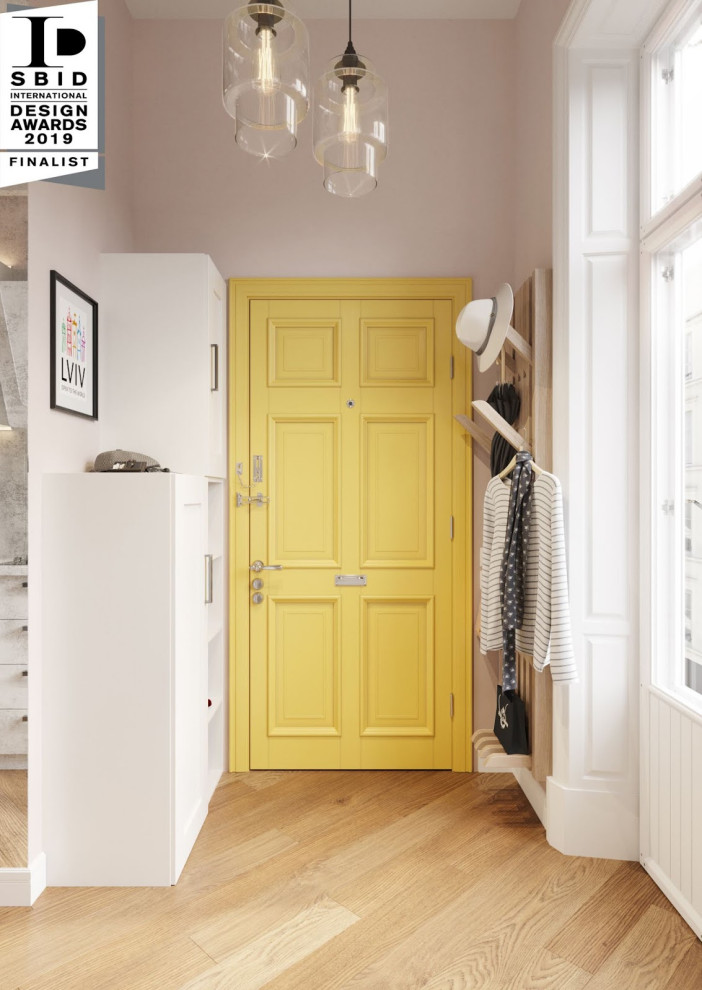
left=513, top=767, right=547, bottom=827
left=642, top=857, right=702, bottom=939
left=0, top=852, right=46, bottom=906
left=547, top=778, right=638, bottom=860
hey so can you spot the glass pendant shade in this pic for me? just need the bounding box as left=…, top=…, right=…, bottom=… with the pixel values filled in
left=314, top=53, right=388, bottom=198
left=223, top=3, right=309, bottom=159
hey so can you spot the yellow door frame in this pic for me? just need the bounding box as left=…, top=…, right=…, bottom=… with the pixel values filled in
left=228, top=278, right=473, bottom=772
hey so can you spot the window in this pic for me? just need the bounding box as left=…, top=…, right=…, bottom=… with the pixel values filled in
left=650, top=218, right=702, bottom=706
left=646, top=2, right=702, bottom=709
left=651, top=2, right=702, bottom=214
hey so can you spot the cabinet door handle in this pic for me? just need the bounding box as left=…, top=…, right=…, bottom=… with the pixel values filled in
left=204, top=554, right=214, bottom=604
left=210, top=344, right=219, bottom=392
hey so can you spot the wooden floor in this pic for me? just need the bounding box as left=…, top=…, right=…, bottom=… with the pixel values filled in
left=0, top=769, right=27, bottom=868
left=0, top=770, right=699, bottom=989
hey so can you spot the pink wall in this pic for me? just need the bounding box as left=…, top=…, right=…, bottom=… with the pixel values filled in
left=26, top=0, right=134, bottom=865
left=131, top=18, right=516, bottom=298
left=22, top=5, right=570, bottom=852
left=130, top=15, right=520, bottom=764
left=472, top=0, right=571, bottom=740
left=513, top=0, right=571, bottom=289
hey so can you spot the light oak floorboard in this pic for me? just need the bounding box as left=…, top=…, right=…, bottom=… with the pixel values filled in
left=0, top=769, right=27, bottom=868
left=187, top=776, right=492, bottom=964
left=583, top=904, right=696, bottom=990
left=662, top=938, right=702, bottom=989
left=182, top=896, right=359, bottom=990
left=235, top=771, right=299, bottom=791
left=177, top=828, right=298, bottom=892
left=17, top=932, right=216, bottom=990
left=263, top=816, right=529, bottom=990
left=547, top=859, right=674, bottom=974
left=337, top=843, right=616, bottom=989
left=0, top=771, right=694, bottom=990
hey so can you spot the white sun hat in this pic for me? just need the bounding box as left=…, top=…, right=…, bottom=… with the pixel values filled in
left=455, top=283, right=514, bottom=373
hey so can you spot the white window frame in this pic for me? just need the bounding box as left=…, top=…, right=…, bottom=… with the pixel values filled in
left=641, top=0, right=702, bottom=717
left=644, top=0, right=702, bottom=224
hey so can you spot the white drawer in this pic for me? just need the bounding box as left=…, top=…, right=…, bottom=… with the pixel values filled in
left=0, top=577, right=28, bottom=620
left=0, top=666, right=28, bottom=708
left=0, top=620, right=28, bottom=663
left=0, top=710, right=28, bottom=755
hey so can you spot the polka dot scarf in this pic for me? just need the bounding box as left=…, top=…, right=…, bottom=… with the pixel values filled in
left=500, top=450, right=534, bottom=690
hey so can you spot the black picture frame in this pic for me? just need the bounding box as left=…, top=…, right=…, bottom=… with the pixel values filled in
left=49, top=270, right=98, bottom=420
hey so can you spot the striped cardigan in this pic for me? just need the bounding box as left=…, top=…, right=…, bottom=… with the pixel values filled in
left=480, top=472, right=578, bottom=683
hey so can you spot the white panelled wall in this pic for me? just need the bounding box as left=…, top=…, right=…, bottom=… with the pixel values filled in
left=642, top=690, right=702, bottom=934
left=548, top=0, right=669, bottom=860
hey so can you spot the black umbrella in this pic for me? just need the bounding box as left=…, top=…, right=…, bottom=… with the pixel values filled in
left=486, top=382, right=521, bottom=476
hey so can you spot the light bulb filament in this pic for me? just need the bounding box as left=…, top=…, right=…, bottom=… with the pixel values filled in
left=341, top=85, right=361, bottom=142
left=256, top=28, right=277, bottom=94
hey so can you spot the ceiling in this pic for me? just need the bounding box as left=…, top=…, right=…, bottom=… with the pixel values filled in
left=123, top=1, right=522, bottom=20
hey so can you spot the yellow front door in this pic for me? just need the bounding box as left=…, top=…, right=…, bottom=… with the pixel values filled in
left=245, top=288, right=465, bottom=771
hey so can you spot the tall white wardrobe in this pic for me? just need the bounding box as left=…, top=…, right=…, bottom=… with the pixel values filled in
left=43, top=255, right=227, bottom=886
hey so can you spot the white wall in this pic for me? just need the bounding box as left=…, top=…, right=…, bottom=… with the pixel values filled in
left=26, top=0, right=134, bottom=873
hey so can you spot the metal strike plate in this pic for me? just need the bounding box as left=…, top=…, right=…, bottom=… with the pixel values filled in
left=334, top=575, right=367, bottom=586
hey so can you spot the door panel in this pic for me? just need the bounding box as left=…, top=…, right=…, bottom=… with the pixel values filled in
left=361, top=597, right=434, bottom=736
left=268, top=319, right=341, bottom=387
left=361, top=319, right=434, bottom=386
left=268, top=597, right=340, bottom=736
left=362, top=416, right=433, bottom=567
left=249, top=295, right=454, bottom=769
left=271, top=417, right=340, bottom=566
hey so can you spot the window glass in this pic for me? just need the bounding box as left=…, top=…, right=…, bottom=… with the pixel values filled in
left=652, top=6, right=702, bottom=214
left=683, top=236, right=702, bottom=694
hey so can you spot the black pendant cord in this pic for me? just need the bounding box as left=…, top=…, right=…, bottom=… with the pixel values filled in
left=336, top=0, right=363, bottom=85
left=343, top=0, right=358, bottom=59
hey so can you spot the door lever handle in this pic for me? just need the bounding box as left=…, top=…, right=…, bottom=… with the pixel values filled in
left=250, top=560, right=283, bottom=572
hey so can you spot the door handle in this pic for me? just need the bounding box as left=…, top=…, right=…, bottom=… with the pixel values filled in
left=210, top=344, right=219, bottom=392
left=205, top=554, right=214, bottom=603
left=250, top=560, right=283, bottom=572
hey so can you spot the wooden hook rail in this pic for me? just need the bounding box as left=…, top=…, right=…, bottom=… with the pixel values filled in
left=454, top=414, right=492, bottom=454
left=472, top=729, right=532, bottom=770
left=463, top=269, right=554, bottom=783
left=471, top=400, right=530, bottom=452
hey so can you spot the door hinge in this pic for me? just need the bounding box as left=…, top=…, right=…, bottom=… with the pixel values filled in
left=449, top=693, right=455, bottom=719
left=662, top=67, right=674, bottom=84
left=662, top=265, right=675, bottom=282
left=450, top=515, right=454, bottom=541
left=450, top=356, right=455, bottom=380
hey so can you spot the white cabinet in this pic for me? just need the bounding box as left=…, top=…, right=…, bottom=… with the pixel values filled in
left=42, top=473, right=212, bottom=886
left=0, top=569, right=28, bottom=769
left=100, top=254, right=227, bottom=479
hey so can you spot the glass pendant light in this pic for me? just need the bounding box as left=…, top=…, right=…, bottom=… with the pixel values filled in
left=223, top=2, right=310, bottom=159
left=313, top=0, right=388, bottom=197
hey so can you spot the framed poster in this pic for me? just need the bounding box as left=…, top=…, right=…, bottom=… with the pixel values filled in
left=50, top=270, right=98, bottom=420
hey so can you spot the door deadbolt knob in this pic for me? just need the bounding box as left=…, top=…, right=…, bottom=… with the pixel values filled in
left=252, top=592, right=264, bottom=605
left=252, top=578, right=263, bottom=590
